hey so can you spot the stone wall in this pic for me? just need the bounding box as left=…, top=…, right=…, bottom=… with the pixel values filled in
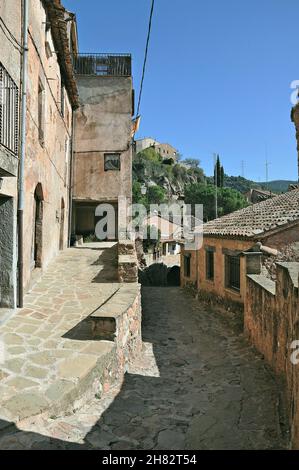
left=245, top=263, right=299, bottom=448
left=23, top=0, right=74, bottom=291
left=89, top=284, right=142, bottom=375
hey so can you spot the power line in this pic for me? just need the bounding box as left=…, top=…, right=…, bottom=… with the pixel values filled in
left=136, top=0, right=155, bottom=117
left=0, top=21, right=23, bottom=53
left=0, top=17, right=23, bottom=52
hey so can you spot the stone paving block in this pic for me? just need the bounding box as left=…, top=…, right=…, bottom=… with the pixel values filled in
left=25, top=365, right=49, bottom=379
left=6, top=376, right=38, bottom=390
left=58, top=354, right=98, bottom=381
left=2, top=358, right=25, bottom=374
left=2, top=392, right=49, bottom=422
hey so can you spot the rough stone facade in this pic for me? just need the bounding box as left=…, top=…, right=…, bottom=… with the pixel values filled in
left=245, top=262, right=299, bottom=448
left=23, top=0, right=76, bottom=292
left=0, top=0, right=21, bottom=307
left=0, top=0, right=78, bottom=304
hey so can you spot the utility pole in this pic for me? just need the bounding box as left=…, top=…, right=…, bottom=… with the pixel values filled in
left=213, top=153, right=218, bottom=219
left=265, top=159, right=271, bottom=190
left=241, top=160, right=245, bottom=178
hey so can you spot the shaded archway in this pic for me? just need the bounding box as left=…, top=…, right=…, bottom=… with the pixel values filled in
left=167, top=265, right=180, bottom=286
left=59, top=198, right=65, bottom=250
left=32, top=183, right=44, bottom=268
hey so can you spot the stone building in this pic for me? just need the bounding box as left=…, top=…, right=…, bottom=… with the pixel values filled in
left=135, top=137, right=159, bottom=154
left=181, top=188, right=299, bottom=308
left=23, top=0, right=79, bottom=293
left=135, top=137, right=178, bottom=161
left=72, top=54, right=134, bottom=240
left=0, top=0, right=79, bottom=307
left=0, top=1, right=22, bottom=308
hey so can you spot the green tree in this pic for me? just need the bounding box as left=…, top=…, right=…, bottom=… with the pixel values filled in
left=183, top=158, right=200, bottom=169
left=185, top=183, right=247, bottom=221
left=146, top=185, right=167, bottom=205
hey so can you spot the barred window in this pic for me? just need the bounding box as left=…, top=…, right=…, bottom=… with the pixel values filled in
left=225, top=255, right=240, bottom=291
left=0, top=63, right=19, bottom=155
left=206, top=250, right=214, bottom=281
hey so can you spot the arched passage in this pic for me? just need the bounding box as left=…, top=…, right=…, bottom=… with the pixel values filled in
left=167, top=265, right=180, bottom=286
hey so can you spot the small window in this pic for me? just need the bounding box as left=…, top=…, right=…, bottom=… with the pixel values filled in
left=38, top=80, right=45, bottom=146
left=0, top=63, right=19, bottom=155
left=206, top=250, right=214, bottom=281
left=184, top=254, right=191, bottom=278
left=104, top=153, right=121, bottom=171
left=225, top=255, right=240, bottom=291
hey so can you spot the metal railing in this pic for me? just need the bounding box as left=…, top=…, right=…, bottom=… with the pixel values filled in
left=0, top=62, right=19, bottom=155
left=73, top=53, right=132, bottom=77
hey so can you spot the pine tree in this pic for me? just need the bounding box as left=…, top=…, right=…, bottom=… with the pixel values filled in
left=214, top=155, right=222, bottom=188
left=220, top=166, right=225, bottom=187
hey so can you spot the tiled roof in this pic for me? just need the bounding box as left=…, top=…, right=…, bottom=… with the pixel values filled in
left=203, top=188, right=299, bottom=238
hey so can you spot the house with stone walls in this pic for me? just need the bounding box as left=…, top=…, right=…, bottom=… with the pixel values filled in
left=0, top=0, right=79, bottom=309
left=0, top=0, right=22, bottom=309
left=180, top=188, right=299, bottom=309
left=23, top=0, right=79, bottom=294
left=71, top=53, right=134, bottom=242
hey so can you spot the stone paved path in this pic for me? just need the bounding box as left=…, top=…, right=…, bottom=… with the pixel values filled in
left=0, top=242, right=120, bottom=423
left=0, top=287, right=288, bottom=449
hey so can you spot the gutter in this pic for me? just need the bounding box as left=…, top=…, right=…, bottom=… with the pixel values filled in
left=17, top=0, right=29, bottom=308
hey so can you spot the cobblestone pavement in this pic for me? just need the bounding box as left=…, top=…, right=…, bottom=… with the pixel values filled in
left=0, top=242, right=119, bottom=423
left=0, top=287, right=288, bottom=450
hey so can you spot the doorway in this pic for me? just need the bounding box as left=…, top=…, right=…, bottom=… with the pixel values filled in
left=0, top=195, right=15, bottom=307
left=32, top=184, right=43, bottom=269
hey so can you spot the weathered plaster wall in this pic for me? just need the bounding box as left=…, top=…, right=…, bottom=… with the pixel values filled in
left=180, top=249, right=198, bottom=289
left=73, top=75, right=133, bottom=235
left=181, top=237, right=253, bottom=305
left=245, top=263, right=299, bottom=449
left=22, top=0, right=73, bottom=291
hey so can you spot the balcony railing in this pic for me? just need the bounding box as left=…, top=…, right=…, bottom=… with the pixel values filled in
left=0, top=63, right=19, bottom=156
left=73, top=53, right=132, bottom=77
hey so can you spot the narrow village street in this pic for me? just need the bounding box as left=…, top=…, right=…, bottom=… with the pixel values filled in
left=0, top=285, right=288, bottom=450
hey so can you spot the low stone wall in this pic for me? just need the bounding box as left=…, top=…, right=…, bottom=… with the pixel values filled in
left=90, top=284, right=142, bottom=373
left=118, top=240, right=138, bottom=283
left=245, top=262, right=299, bottom=448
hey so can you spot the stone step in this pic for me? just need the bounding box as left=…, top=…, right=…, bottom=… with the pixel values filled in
left=88, top=285, right=139, bottom=340
left=0, top=341, right=116, bottom=423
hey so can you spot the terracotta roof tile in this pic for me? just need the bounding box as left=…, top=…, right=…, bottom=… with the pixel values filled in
left=203, top=188, right=299, bottom=238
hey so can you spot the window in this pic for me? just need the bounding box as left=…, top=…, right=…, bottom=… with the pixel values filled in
left=184, top=254, right=191, bottom=278
left=0, top=63, right=19, bottom=155
left=225, top=255, right=240, bottom=291
left=206, top=249, right=214, bottom=281
left=38, top=80, right=45, bottom=146
left=104, top=153, right=121, bottom=171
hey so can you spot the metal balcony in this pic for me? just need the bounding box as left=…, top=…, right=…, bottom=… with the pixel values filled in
left=73, top=53, right=132, bottom=77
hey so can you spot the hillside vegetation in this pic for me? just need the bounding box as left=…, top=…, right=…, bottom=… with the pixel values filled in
left=132, top=147, right=295, bottom=221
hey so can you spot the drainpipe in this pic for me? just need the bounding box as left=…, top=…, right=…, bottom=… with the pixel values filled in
left=18, top=0, right=29, bottom=308
left=68, top=112, right=75, bottom=247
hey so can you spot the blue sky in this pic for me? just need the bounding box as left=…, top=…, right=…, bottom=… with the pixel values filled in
left=64, top=0, right=299, bottom=181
